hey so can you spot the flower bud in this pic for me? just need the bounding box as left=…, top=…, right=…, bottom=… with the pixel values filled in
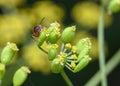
left=50, top=22, right=60, bottom=28
left=51, top=58, right=64, bottom=73
left=108, top=0, right=120, bottom=13
left=61, top=26, right=76, bottom=43
left=77, top=46, right=91, bottom=62
left=48, top=30, right=61, bottom=44
left=73, top=55, right=91, bottom=73
left=48, top=22, right=60, bottom=32
left=13, top=66, right=31, bottom=86
left=47, top=22, right=61, bottom=44
left=0, top=63, right=5, bottom=80
left=37, top=29, right=48, bottom=47
left=76, top=38, right=91, bottom=54
left=48, top=44, right=58, bottom=60
left=48, top=26, right=56, bottom=32
left=0, top=42, right=19, bottom=65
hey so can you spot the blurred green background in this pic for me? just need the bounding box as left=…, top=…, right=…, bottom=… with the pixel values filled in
left=0, top=0, right=120, bottom=86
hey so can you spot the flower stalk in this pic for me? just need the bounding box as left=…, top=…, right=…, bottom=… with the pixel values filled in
left=38, top=46, right=48, bottom=54
left=60, top=70, right=73, bottom=86
left=85, top=49, right=120, bottom=86
left=98, top=4, right=107, bottom=86
left=0, top=80, right=2, bottom=86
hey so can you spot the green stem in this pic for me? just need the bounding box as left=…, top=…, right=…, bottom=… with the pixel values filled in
left=60, top=70, right=73, bottom=86
left=38, top=46, right=48, bottom=54
left=61, top=43, right=65, bottom=52
left=0, top=80, right=2, bottom=86
left=98, top=5, right=107, bottom=86
left=85, top=49, right=120, bottom=86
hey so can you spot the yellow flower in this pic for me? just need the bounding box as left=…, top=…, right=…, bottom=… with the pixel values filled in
left=71, top=1, right=112, bottom=29
left=22, top=42, right=51, bottom=74
left=32, top=1, right=65, bottom=24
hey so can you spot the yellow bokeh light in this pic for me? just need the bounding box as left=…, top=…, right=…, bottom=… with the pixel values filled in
left=0, top=14, right=32, bottom=45
left=71, top=1, right=112, bottom=29
left=22, top=42, right=51, bottom=74
left=32, top=1, right=65, bottom=24
left=0, top=0, right=25, bottom=8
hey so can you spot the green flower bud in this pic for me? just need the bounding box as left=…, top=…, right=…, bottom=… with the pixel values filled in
left=48, top=22, right=60, bottom=32
left=48, top=21, right=60, bottom=31
left=48, top=30, right=61, bottom=44
left=108, top=0, right=120, bottom=13
left=48, top=22, right=60, bottom=33
left=47, top=22, right=61, bottom=44
left=61, top=26, right=76, bottom=43
left=48, top=26, right=56, bottom=32
left=77, top=46, right=91, bottom=62
left=76, top=38, right=91, bottom=54
left=13, top=66, right=31, bottom=86
left=0, top=63, right=5, bottom=80
left=48, top=44, right=58, bottom=60
left=0, top=42, right=19, bottom=65
left=51, top=58, right=64, bottom=73
left=37, top=29, right=48, bottom=47
left=73, top=55, right=91, bottom=73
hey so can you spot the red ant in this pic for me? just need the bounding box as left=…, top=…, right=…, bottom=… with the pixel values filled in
left=32, top=17, right=45, bottom=38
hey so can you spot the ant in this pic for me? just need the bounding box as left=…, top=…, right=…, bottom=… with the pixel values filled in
left=32, top=17, right=45, bottom=38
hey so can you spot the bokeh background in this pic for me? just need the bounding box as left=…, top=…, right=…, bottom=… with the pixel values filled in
left=0, top=0, right=120, bottom=86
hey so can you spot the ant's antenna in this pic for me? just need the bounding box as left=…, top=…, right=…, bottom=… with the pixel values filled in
left=40, top=17, right=45, bottom=24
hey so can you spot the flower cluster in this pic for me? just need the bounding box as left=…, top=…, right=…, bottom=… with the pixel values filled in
left=34, top=22, right=92, bottom=73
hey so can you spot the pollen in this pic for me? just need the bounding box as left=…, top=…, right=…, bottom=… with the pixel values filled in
left=54, top=44, right=58, bottom=48
left=71, top=46, right=77, bottom=53
left=59, top=52, right=67, bottom=58
left=50, top=21, right=60, bottom=28
left=71, top=54, right=78, bottom=60
left=55, top=29, right=61, bottom=37
left=71, top=26, right=76, bottom=31
left=70, top=61, right=76, bottom=69
left=65, top=43, right=72, bottom=50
